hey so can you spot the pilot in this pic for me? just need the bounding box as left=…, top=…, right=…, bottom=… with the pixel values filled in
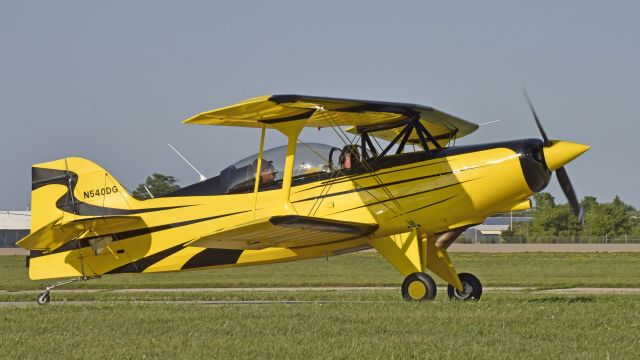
left=339, top=145, right=361, bottom=169
left=253, top=158, right=277, bottom=183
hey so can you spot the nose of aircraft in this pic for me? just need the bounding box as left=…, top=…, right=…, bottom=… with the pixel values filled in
left=543, top=141, right=590, bottom=171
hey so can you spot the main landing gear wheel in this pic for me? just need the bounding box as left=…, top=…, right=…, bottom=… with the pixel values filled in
left=37, top=292, right=51, bottom=305
left=447, top=272, right=482, bottom=301
left=401, top=272, right=437, bottom=301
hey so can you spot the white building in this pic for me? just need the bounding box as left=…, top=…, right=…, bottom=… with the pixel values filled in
left=463, top=216, right=532, bottom=243
left=0, top=211, right=30, bottom=247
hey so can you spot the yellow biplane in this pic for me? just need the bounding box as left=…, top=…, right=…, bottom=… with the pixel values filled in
left=18, top=94, right=589, bottom=304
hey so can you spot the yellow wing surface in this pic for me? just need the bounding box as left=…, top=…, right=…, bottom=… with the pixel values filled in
left=183, top=95, right=478, bottom=146
left=187, top=215, right=378, bottom=250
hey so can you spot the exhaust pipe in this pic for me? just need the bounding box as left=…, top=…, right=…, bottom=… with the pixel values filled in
left=434, top=228, right=467, bottom=249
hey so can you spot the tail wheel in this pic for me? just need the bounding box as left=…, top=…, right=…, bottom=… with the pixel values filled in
left=401, top=272, right=437, bottom=301
left=37, top=292, right=50, bottom=305
left=447, top=272, right=482, bottom=301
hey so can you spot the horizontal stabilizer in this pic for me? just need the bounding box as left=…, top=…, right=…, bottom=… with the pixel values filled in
left=187, top=215, right=378, bottom=250
left=17, top=216, right=144, bottom=252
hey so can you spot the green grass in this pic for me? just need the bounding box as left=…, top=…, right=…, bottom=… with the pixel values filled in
left=1, top=293, right=639, bottom=359
left=1, top=252, right=640, bottom=291
left=2, top=252, right=640, bottom=359
left=0, top=289, right=395, bottom=303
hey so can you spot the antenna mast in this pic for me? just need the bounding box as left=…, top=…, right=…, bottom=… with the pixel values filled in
left=143, top=185, right=155, bottom=198
left=168, top=143, right=207, bottom=182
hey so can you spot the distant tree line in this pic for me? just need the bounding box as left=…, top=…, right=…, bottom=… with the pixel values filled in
left=131, top=173, right=180, bottom=200
left=505, top=192, right=640, bottom=240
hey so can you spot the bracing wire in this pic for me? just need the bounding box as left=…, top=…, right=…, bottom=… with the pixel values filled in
left=296, top=138, right=351, bottom=216
left=309, top=109, right=396, bottom=216
left=313, top=107, right=416, bottom=225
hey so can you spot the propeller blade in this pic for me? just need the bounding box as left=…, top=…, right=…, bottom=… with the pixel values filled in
left=523, top=89, right=551, bottom=145
left=555, top=166, right=584, bottom=224
left=523, top=90, right=586, bottom=224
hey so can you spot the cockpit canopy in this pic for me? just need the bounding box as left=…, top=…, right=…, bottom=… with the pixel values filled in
left=164, top=143, right=340, bottom=197
left=222, top=143, right=338, bottom=191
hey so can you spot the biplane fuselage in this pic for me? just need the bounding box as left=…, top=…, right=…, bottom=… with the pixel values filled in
left=25, top=139, right=550, bottom=278
left=20, top=94, right=589, bottom=303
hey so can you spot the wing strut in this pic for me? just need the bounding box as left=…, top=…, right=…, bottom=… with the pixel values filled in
left=270, top=119, right=307, bottom=212
left=252, top=125, right=266, bottom=219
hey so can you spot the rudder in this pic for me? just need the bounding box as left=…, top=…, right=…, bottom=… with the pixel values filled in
left=30, top=157, right=136, bottom=235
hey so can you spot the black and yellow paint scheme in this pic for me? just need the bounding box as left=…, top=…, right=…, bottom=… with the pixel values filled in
left=18, top=95, right=589, bottom=304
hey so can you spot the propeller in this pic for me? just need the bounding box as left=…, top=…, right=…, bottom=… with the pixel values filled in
left=523, top=89, right=585, bottom=224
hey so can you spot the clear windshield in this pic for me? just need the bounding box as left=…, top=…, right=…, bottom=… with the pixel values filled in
left=220, top=143, right=339, bottom=191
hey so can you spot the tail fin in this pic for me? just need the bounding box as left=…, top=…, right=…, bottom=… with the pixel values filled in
left=21, top=157, right=152, bottom=280
left=29, top=157, right=136, bottom=236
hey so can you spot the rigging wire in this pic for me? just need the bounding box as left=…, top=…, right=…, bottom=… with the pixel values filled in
left=296, top=139, right=345, bottom=216
left=313, top=107, right=416, bottom=226
left=308, top=108, right=396, bottom=217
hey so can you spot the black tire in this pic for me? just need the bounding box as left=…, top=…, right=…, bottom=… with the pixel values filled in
left=37, top=292, right=50, bottom=305
left=447, top=272, right=482, bottom=301
left=401, top=272, right=437, bottom=301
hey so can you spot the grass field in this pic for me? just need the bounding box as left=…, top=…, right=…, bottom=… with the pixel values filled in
left=1, top=293, right=639, bottom=359
left=1, top=252, right=640, bottom=359
left=1, top=252, right=640, bottom=291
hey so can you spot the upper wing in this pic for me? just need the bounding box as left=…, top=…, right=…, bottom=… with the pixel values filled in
left=344, top=106, right=471, bottom=149
left=183, top=94, right=478, bottom=142
left=186, top=215, right=378, bottom=250
left=17, top=215, right=145, bottom=252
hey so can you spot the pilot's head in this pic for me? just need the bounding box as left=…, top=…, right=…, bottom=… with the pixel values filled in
left=340, top=145, right=361, bottom=169
left=253, top=158, right=277, bottom=183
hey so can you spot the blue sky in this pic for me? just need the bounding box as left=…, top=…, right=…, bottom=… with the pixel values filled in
left=1, top=1, right=638, bottom=209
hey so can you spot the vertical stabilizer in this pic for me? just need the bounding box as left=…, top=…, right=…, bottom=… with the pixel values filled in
left=30, top=157, right=136, bottom=233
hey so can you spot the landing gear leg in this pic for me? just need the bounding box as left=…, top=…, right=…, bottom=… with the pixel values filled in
left=370, top=229, right=483, bottom=302
left=369, top=230, right=440, bottom=301
left=36, top=276, right=101, bottom=305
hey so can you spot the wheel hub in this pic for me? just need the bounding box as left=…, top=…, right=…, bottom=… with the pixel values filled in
left=455, top=282, right=473, bottom=299
left=401, top=272, right=437, bottom=301
left=407, top=280, right=427, bottom=299
left=447, top=272, right=482, bottom=301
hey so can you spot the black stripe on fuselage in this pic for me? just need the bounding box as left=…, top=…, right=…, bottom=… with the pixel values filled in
left=292, top=160, right=451, bottom=194
left=395, top=195, right=458, bottom=217
left=107, top=243, right=188, bottom=274
left=293, top=165, right=484, bottom=204
left=55, top=194, right=191, bottom=216
left=306, top=139, right=546, bottom=198
left=329, top=178, right=480, bottom=216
